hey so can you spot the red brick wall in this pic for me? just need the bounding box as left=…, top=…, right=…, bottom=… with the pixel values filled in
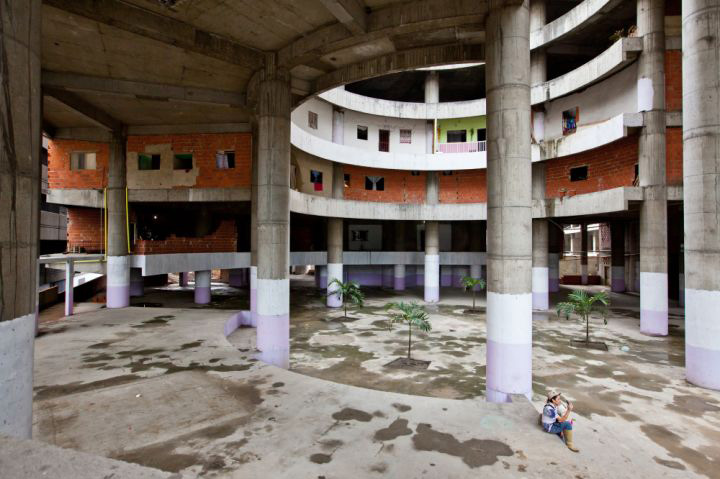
left=126, top=133, right=252, bottom=188
left=665, top=50, right=682, bottom=112
left=666, top=127, right=683, bottom=185
left=546, top=136, right=638, bottom=198
left=67, top=207, right=103, bottom=253
left=48, top=140, right=109, bottom=189
left=134, top=220, right=237, bottom=254
left=439, top=170, right=487, bottom=203
left=343, top=166, right=426, bottom=203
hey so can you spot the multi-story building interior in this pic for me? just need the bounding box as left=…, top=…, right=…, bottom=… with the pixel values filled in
left=2, top=0, right=719, bottom=477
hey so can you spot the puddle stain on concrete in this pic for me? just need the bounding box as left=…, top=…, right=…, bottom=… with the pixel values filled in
left=392, top=403, right=411, bottom=412
left=33, top=374, right=141, bottom=401
left=653, top=457, right=687, bottom=470
left=412, top=423, right=514, bottom=469
left=373, top=418, right=412, bottom=441
left=332, top=408, right=373, bottom=422
left=641, top=424, right=718, bottom=478
left=309, top=453, right=332, bottom=464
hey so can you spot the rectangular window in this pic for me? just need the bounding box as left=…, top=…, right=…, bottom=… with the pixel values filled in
left=442, top=171, right=454, bottom=176
left=173, top=153, right=193, bottom=170
left=138, top=153, right=161, bottom=170
left=365, top=176, right=384, bottom=191
left=411, top=170, right=420, bottom=176
left=344, top=173, right=350, bottom=187
left=378, top=129, right=390, bottom=152
left=310, top=170, right=323, bottom=191
left=215, top=150, right=235, bottom=169
left=357, top=125, right=368, bottom=140
left=308, top=111, right=318, bottom=130
left=399, top=129, right=412, bottom=144
left=446, top=130, right=467, bottom=143
left=570, top=165, right=588, bottom=182
left=563, top=108, right=579, bottom=135
left=70, top=152, right=97, bottom=170
left=351, top=230, right=369, bottom=242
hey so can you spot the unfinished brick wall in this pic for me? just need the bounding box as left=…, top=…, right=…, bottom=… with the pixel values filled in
left=67, top=207, right=103, bottom=253
left=666, top=127, right=683, bottom=185
left=48, top=140, right=109, bottom=189
left=134, top=220, right=237, bottom=254
left=343, top=166, right=426, bottom=203
left=665, top=50, right=682, bottom=112
left=545, top=136, right=638, bottom=198
left=439, top=170, right=487, bottom=203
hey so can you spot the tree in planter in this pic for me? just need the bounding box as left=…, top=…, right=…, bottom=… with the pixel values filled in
left=328, top=279, right=364, bottom=318
left=461, top=276, right=486, bottom=312
left=556, top=290, right=610, bottom=344
left=385, top=302, right=432, bottom=360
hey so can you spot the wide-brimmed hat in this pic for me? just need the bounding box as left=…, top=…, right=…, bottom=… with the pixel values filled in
left=547, top=389, right=561, bottom=400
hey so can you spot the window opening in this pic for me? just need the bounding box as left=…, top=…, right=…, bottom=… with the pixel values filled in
left=357, top=125, right=368, bottom=140
left=310, top=170, right=323, bottom=191
left=570, top=165, right=588, bottom=182
left=173, top=153, right=193, bottom=170
left=308, top=111, right=318, bottom=129
left=378, top=129, right=390, bottom=152
left=563, top=108, right=579, bottom=135
left=138, top=153, right=161, bottom=170
left=344, top=173, right=350, bottom=187
left=446, top=130, right=467, bottom=143
left=365, top=176, right=384, bottom=191
left=399, top=129, right=412, bottom=144
left=215, top=150, right=235, bottom=169
left=442, top=171, right=454, bottom=176
left=70, top=152, right=97, bottom=170
left=411, top=171, right=421, bottom=176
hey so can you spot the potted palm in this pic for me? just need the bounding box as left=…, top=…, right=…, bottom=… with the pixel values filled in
left=384, top=301, right=432, bottom=369
left=327, top=278, right=364, bottom=319
left=461, top=276, right=486, bottom=313
left=556, top=290, right=610, bottom=350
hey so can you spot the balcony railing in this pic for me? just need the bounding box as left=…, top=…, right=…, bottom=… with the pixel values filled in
left=438, top=141, right=487, bottom=153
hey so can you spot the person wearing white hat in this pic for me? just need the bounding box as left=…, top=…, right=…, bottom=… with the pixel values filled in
left=541, top=389, right=579, bottom=452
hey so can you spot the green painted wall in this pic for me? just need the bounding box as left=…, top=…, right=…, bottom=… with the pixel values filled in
left=437, top=116, right=486, bottom=142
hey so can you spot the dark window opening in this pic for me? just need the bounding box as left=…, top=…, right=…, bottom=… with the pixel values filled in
left=400, top=129, right=412, bottom=144
left=365, top=176, right=384, bottom=191
left=411, top=171, right=420, bottom=176
left=570, top=166, right=588, bottom=182
left=351, top=230, right=369, bottom=242
left=477, top=129, right=487, bottom=141
left=70, top=152, right=97, bottom=170
left=379, top=129, right=390, bottom=152
left=446, top=130, right=467, bottom=143
left=344, top=173, right=350, bottom=187
left=563, top=108, right=579, bottom=135
left=138, top=153, right=161, bottom=170
left=357, top=125, right=368, bottom=140
left=442, top=171, right=454, bottom=176
left=308, top=111, right=318, bottom=129
left=216, top=150, right=235, bottom=169
left=173, top=153, right=193, bottom=170
left=310, top=170, right=323, bottom=191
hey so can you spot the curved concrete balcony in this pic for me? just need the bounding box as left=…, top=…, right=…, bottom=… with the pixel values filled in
left=291, top=123, right=486, bottom=171
left=530, top=0, right=626, bottom=50
left=318, top=87, right=486, bottom=120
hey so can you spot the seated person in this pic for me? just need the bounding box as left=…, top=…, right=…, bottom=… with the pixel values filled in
left=542, top=389, right=579, bottom=452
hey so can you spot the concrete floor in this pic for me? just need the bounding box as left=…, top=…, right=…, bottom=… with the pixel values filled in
left=21, top=278, right=720, bottom=478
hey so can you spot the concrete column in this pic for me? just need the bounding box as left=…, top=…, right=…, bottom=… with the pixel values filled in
left=580, top=223, right=589, bottom=285
left=255, top=55, right=291, bottom=368
left=530, top=0, right=546, bottom=142
left=426, top=171, right=439, bottom=205
left=611, top=222, right=626, bottom=292
left=107, top=132, right=130, bottom=308
left=531, top=163, right=549, bottom=310
left=194, top=270, right=211, bottom=304
left=129, top=268, right=144, bottom=297
left=394, top=222, right=406, bottom=291
left=250, top=118, right=259, bottom=326
left=424, top=71, right=440, bottom=103
left=426, top=121, right=435, bottom=154
left=682, top=0, right=720, bottom=390
left=327, top=217, right=343, bottom=307
left=178, top=272, right=188, bottom=287
left=486, top=0, right=532, bottom=403
left=65, top=260, right=74, bottom=316
left=332, top=108, right=344, bottom=144
left=0, top=0, right=40, bottom=440
left=424, top=221, right=440, bottom=302
left=548, top=224, right=562, bottom=292
left=332, top=162, right=344, bottom=199
left=638, top=0, right=668, bottom=336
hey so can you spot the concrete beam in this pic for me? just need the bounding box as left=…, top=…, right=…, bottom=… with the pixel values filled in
left=53, top=123, right=251, bottom=141
left=43, top=0, right=263, bottom=69
left=318, top=0, right=367, bottom=35
left=42, top=71, right=246, bottom=107
left=44, top=88, right=123, bottom=131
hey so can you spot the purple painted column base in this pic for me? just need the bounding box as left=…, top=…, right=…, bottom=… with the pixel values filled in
left=686, top=344, right=720, bottom=390
left=327, top=292, right=342, bottom=308
left=195, top=287, right=211, bottom=305
left=640, top=310, right=668, bottom=336
left=532, top=293, right=549, bottom=311
left=486, top=339, right=532, bottom=403
left=424, top=286, right=439, bottom=303
left=548, top=278, right=560, bottom=293
left=250, top=287, right=258, bottom=327
left=611, top=279, right=626, bottom=293
left=394, top=277, right=405, bottom=291
left=107, top=285, right=130, bottom=309
left=256, top=313, right=290, bottom=368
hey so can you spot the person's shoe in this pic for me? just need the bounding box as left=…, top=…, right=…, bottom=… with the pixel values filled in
left=564, top=430, right=580, bottom=452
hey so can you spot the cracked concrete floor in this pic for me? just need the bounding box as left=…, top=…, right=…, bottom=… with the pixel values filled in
left=24, top=279, right=720, bottom=478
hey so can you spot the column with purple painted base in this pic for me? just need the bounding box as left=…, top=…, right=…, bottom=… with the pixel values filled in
left=194, top=270, right=211, bottom=304
left=394, top=222, right=406, bottom=290
left=580, top=223, right=589, bottom=285
left=486, top=0, right=533, bottom=403
left=327, top=217, right=343, bottom=308
left=683, top=0, right=720, bottom=390
left=611, top=221, right=626, bottom=292
left=424, top=221, right=440, bottom=303
left=106, top=132, right=130, bottom=308
left=255, top=55, right=291, bottom=368
left=532, top=220, right=549, bottom=311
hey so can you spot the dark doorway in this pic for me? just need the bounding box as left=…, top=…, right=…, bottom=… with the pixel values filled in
left=379, top=129, right=390, bottom=152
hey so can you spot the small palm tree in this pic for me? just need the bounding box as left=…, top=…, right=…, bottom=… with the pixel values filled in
left=556, top=290, right=610, bottom=343
left=385, top=302, right=431, bottom=359
left=328, top=279, right=364, bottom=318
left=461, top=276, right=486, bottom=311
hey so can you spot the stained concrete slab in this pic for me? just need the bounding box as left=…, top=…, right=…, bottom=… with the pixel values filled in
left=21, top=281, right=720, bottom=478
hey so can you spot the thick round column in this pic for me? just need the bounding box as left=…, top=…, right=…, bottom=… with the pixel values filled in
left=107, top=132, right=130, bottom=308
left=255, top=57, right=291, bottom=368
left=530, top=0, right=546, bottom=142
left=327, top=217, right=343, bottom=308
left=394, top=222, right=406, bottom=290
left=580, top=223, right=588, bottom=285
left=611, top=222, right=626, bottom=292
left=485, top=0, right=532, bottom=403
left=194, top=270, right=211, bottom=304
left=532, top=220, right=549, bottom=310
left=424, top=71, right=439, bottom=103
left=0, top=0, right=40, bottom=440
left=129, top=268, right=144, bottom=297
left=64, top=260, right=74, bottom=316
left=638, top=0, right=668, bottom=336
left=424, top=221, right=440, bottom=302
left=332, top=108, right=344, bottom=144
left=683, top=0, right=720, bottom=390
